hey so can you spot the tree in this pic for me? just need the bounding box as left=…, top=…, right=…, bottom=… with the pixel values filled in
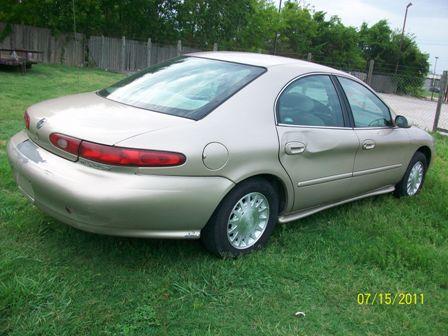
left=310, top=12, right=364, bottom=70
left=277, top=1, right=317, bottom=56
left=359, top=20, right=429, bottom=94
left=0, top=0, right=429, bottom=95
left=273, top=2, right=364, bottom=70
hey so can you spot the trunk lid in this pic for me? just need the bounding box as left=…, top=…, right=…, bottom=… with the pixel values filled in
left=26, top=92, right=193, bottom=161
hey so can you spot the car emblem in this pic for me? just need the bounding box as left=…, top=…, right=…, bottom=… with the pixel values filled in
left=36, top=118, right=46, bottom=129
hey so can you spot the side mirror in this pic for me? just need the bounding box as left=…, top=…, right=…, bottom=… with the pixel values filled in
left=395, top=115, right=410, bottom=128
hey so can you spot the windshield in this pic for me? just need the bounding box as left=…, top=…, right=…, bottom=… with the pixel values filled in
left=98, top=56, right=266, bottom=120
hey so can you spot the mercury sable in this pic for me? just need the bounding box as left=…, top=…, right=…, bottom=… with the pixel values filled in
left=7, top=52, right=434, bottom=257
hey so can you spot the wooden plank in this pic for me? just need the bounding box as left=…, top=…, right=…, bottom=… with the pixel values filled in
left=0, top=22, right=206, bottom=71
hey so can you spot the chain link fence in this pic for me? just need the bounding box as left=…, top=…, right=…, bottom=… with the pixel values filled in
left=2, top=22, right=448, bottom=134
left=253, top=49, right=448, bottom=133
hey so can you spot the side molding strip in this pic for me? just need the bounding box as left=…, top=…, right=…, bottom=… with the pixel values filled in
left=298, top=172, right=352, bottom=187
left=353, top=164, right=402, bottom=177
left=278, top=185, right=395, bottom=223
left=297, top=164, right=402, bottom=187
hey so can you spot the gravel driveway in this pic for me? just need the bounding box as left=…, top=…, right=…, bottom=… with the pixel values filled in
left=380, top=94, right=448, bottom=131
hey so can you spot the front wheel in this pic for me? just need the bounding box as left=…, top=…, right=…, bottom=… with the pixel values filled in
left=394, top=152, right=427, bottom=197
left=201, top=178, right=279, bottom=257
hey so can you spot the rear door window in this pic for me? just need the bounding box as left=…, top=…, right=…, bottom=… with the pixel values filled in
left=277, top=75, right=345, bottom=127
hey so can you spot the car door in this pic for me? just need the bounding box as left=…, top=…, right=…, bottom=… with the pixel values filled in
left=336, top=76, right=410, bottom=194
left=276, top=74, right=360, bottom=211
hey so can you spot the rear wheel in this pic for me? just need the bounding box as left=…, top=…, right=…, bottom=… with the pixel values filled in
left=201, top=178, right=279, bottom=257
left=394, top=152, right=427, bottom=197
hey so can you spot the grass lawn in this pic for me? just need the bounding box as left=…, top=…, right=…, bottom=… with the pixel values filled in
left=1, top=64, right=447, bottom=335
left=421, top=89, right=440, bottom=101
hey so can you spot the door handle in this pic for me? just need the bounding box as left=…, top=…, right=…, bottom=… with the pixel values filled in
left=285, top=142, right=306, bottom=155
left=362, top=140, right=376, bottom=150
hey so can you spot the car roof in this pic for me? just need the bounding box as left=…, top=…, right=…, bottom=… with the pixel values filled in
left=187, top=51, right=343, bottom=74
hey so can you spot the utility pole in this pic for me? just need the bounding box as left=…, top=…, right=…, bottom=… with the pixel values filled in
left=431, top=56, right=439, bottom=101
left=395, top=2, right=412, bottom=74
left=272, top=0, right=283, bottom=55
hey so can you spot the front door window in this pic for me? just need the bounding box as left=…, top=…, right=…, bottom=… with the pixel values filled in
left=338, top=77, right=392, bottom=127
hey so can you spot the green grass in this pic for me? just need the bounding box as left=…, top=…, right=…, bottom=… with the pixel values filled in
left=421, top=89, right=440, bottom=100
left=1, top=64, right=447, bottom=335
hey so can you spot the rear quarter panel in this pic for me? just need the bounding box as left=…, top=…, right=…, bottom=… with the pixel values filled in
left=116, top=67, right=308, bottom=213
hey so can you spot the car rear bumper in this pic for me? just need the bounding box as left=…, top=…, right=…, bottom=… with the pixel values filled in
left=7, top=130, right=234, bottom=239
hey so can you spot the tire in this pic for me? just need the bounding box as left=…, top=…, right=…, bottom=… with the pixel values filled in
left=394, top=151, right=427, bottom=197
left=201, top=178, right=279, bottom=258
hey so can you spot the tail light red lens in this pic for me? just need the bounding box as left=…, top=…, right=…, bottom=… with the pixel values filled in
left=79, top=141, right=186, bottom=167
left=49, top=133, right=186, bottom=167
left=49, top=133, right=82, bottom=155
left=24, top=111, right=30, bottom=129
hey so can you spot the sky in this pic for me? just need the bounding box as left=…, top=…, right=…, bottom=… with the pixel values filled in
left=273, top=0, right=448, bottom=74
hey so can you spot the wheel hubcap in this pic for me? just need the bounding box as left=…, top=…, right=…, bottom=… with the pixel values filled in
left=406, top=161, right=424, bottom=196
left=227, top=192, right=269, bottom=249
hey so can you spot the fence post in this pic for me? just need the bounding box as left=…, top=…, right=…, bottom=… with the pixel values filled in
left=213, top=42, right=218, bottom=51
left=367, top=60, right=375, bottom=86
left=121, top=36, right=126, bottom=72
left=101, top=35, right=105, bottom=69
left=307, top=53, right=312, bottom=61
left=46, top=31, right=51, bottom=63
left=432, top=70, right=448, bottom=132
left=81, top=34, right=86, bottom=67
left=177, top=40, right=182, bottom=56
left=147, top=38, right=152, bottom=67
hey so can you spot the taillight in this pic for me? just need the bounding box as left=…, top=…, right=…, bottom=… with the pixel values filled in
left=49, top=133, right=81, bottom=155
left=79, top=141, right=186, bottom=167
left=24, top=111, right=30, bottom=129
left=49, top=133, right=186, bottom=167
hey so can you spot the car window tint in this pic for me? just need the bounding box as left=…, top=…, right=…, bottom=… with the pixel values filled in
left=98, top=57, right=265, bottom=120
left=277, top=75, right=344, bottom=127
left=338, top=77, right=392, bottom=127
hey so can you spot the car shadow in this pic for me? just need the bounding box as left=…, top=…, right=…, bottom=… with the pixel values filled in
left=40, top=217, right=211, bottom=264
left=36, top=193, right=394, bottom=267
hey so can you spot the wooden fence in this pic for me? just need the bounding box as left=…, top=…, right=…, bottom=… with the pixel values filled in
left=0, top=22, right=203, bottom=72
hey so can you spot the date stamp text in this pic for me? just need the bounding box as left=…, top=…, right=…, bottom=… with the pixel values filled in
left=357, top=293, right=424, bottom=305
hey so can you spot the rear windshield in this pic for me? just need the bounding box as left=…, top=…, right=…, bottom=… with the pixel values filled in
left=98, top=56, right=265, bottom=120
